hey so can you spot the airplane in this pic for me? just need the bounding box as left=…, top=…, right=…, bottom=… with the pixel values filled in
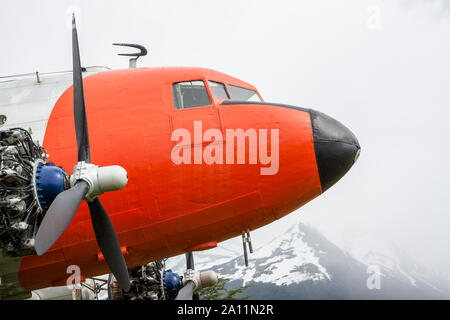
left=0, top=15, right=360, bottom=300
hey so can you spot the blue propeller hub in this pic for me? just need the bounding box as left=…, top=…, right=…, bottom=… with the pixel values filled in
left=35, top=162, right=67, bottom=211
left=163, top=269, right=181, bottom=297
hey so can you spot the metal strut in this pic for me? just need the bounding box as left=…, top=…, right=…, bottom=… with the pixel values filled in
left=242, top=228, right=253, bottom=267
left=72, top=277, right=109, bottom=300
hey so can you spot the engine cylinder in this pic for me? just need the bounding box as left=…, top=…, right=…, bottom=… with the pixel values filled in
left=0, top=128, right=52, bottom=256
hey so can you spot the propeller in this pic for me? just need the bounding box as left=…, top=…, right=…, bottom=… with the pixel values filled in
left=34, top=14, right=130, bottom=292
left=175, top=252, right=196, bottom=300
left=175, top=251, right=218, bottom=300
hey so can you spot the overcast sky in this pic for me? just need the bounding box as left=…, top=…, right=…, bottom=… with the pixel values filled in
left=1, top=0, right=449, bottom=272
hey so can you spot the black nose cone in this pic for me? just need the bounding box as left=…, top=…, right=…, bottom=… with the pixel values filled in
left=310, top=110, right=361, bottom=192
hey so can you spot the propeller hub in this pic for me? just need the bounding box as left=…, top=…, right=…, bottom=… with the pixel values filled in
left=70, top=162, right=128, bottom=202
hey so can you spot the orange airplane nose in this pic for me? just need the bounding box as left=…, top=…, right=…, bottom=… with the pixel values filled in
left=310, top=109, right=361, bottom=192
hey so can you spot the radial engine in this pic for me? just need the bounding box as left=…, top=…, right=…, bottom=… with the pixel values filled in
left=0, top=128, right=69, bottom=256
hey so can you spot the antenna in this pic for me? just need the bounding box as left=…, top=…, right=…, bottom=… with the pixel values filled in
left=113, top=43, right=148, bottom=69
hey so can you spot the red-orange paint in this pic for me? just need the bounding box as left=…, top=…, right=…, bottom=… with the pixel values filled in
left=17, top=67, right=322, bottom=290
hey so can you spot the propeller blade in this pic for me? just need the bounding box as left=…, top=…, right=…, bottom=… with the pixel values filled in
left=185, top=252, right=200, bottom=299
left=35, top=181, right=89, bottom=256
left=72, top=14, right=129, bottom=291
left=88, top=197, right=130, bottom=292
left=186, top=252, right=194, bottom=270
left=175, top=281, right=195, bottom=300
left=72, top=14, right=90, bottom=163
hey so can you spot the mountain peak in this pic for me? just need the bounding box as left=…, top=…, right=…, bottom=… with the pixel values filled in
left=167, top=220, right=450, bottom=299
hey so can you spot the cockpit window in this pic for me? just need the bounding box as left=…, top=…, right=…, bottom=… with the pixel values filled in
left=173, top=81, right=211, bottom=109
left=227, top=84, right=261, bottom=102
left=208, top=81, right=230, bottom=99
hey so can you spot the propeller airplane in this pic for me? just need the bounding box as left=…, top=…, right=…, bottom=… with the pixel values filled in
left=0, top=16, right=360, bottom=300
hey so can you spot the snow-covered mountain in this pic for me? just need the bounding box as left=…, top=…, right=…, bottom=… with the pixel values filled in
left=215, top=223, right=332, bottom=287
left=166, top=222, right=450, bottom=299
left=352, top=241, right=450, bottom=296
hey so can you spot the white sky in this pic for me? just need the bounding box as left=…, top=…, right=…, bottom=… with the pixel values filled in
left=1, top=0, right=450, bottom=272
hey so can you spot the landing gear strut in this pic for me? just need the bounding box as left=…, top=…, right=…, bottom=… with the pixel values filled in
left=242, top=229, right=253, bottom=267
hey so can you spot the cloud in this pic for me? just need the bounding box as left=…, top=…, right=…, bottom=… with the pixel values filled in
left=403, top=0, right=450, bottom=16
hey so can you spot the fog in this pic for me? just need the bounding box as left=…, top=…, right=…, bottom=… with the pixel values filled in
left=1, top=0, right=449, bottom=272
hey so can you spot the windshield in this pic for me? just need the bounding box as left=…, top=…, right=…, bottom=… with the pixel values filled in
left=208, top=81, right=230, bottom=99
left=227, top=84, right=261, bottom=102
